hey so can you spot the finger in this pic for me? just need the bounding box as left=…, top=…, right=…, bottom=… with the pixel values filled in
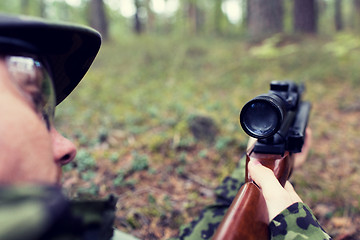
left=304, top=128, right=313, bottom=148
left=248, top=160, right=285, bottom=200
left=284, top=181, right=303, bottom=203
left=247, top=137, right=257, bottom=151
left=248, top=161, right=296, bottom=221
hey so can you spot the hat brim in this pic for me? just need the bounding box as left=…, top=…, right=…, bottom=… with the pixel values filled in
left=0, top=14, right=101, bottom=105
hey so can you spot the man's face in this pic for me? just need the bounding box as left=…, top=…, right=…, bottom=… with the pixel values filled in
left=0, top=58, right=76, bottom=184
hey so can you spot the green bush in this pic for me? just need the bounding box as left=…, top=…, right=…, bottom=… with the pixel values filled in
left=131, top=152, right=149, bottom=172
left=76, top=149, right=96, bottom=172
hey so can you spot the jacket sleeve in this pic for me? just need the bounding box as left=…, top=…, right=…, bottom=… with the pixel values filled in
left=0, top=185, right=116, bottom=240
left=270, top=202, right=332, bottom=240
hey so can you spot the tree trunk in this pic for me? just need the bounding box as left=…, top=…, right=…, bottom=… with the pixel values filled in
left=245, top=0, right=250, bottom=26
left=187, top=0, right=203, bottom=34
left=21, top=0, right=30, bottom=14
left=214, top=0, right=223, bottom=35
left=293, top=0, right=317, bottom=33
left=247, top=0, right=284, bottom=41
left=242, top=0, right=250, bottom=29
left=134, top=0, right=143, bottom=34
left=353, top=0, right=360, bottom=32
left=39, top=0, right=46, bottom=18
left=188, top=1, right=197, bottom=34
left=145, top=0, right=155, bottom=33
left=89, top=0, right=109, bottom=40
left=334, top=0, right=343, bottom=31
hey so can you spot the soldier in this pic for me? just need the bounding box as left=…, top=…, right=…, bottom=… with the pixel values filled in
left=0, top=14, right=138, bottom=240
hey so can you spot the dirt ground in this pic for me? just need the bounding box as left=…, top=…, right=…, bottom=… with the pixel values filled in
left=62, top=81, right=360, bottom=240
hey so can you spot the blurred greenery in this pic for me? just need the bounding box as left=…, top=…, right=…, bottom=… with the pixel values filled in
left=55, top=32, right=360, bottom=239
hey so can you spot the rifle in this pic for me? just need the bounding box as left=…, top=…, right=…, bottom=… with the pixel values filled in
left=212, top=81, right=311, bottom=240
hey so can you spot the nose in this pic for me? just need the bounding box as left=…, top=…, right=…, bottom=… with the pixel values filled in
left=51, top=128, right=77, bottom=165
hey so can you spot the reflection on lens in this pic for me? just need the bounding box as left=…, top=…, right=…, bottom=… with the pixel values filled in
left=240, top=97, right=283, bottom=139
left=6, top=56, right=55, bottom=130
left=243, top=101, right=278, bottom=136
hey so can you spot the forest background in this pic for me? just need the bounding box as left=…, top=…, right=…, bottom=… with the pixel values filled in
left=3, top=0, right=360, bottom=239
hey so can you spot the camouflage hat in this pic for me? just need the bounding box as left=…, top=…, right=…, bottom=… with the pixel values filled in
left=0, top=14, right=101, bottom=105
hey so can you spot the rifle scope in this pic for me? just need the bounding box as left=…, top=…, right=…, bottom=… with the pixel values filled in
left=240, top=94, right=287, bottom=139
left=240, top=81, right=301, bottom=139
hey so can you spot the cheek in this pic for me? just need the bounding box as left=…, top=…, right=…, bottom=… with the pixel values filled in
left=0, top=107, right=53, bottom=157
left=0, top=77, right=52, bottom=147
left=0, top=93, right=56, bottom=183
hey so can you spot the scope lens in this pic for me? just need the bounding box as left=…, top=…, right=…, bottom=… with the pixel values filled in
left=240, top=99, right=282, bottom=138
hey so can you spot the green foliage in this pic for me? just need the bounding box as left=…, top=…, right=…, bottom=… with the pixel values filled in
left=175, top=137, right=196, bottom=149
left=249, top=35, right=299, bottom=59
left=324, top=33, right=360, bottom=58
left=148, top=133, right=168, bottom=152
left=198, top=149, right=208, bottom=158
left=77, top=183, right=99, bottom=197
left=131, top=152, right=149, bottom=172
left=81, top=171, right=96, bottom=181
left=177, top=152, right=187, bottom=165
left=76, top=149, right=96, bottom=172
left=215, top=136, right=235, bottom=152
left=97, top=127, right=109, bottom=143
left=109, top=152, right=120, bottom=163
left=126, top=212, right=142, bottom=229
left=74, top=130, right=90, bottom=146
left=175, top=166, right=185, bottom=176
left=148, top=194, right=156, bottom=205
left=113, top=169, right=126, bottom=187
left=62, top=163, right=74, bottom=172
left=124, top=178, right=138, bottom=187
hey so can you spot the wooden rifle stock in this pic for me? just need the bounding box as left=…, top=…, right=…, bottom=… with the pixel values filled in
left=212, top=146, right=294, bottom=240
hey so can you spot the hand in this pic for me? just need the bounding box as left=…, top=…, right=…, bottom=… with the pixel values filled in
left=248, top=160, right=303, bottom=222
left=246, top=127, right=312, bottom=221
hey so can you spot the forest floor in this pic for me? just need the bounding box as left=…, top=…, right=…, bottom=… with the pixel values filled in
left=57, top=33, right=360, bottom=240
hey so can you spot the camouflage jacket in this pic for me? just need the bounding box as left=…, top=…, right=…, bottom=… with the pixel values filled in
left=0, top=185, right=116, bottom=240
left=172, top=156, right=332, bottom=240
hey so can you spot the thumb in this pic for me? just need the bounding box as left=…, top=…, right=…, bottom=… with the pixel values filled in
left=248, top=160, right=285, bottom=200
left=284, top=181, right=303, bottom=203
left=248, top=160, right=296, bottom=221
